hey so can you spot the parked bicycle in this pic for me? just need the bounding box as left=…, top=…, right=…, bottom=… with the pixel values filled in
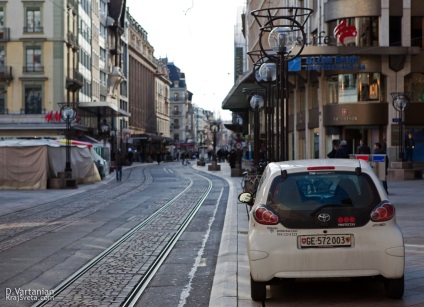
left=241, top=161, right=267, bottom=197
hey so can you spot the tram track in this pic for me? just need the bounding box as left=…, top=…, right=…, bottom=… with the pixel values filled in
left=32, top=168, right=214, bottom=306
left=0, top=166, right=152, bottom=252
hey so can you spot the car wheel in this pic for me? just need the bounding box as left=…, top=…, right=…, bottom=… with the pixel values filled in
left=250, top=275, right=266, bottom=301
left=384, top=276, right=404, bottom=299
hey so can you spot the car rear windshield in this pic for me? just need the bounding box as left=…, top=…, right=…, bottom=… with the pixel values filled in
left=267, top=171, right=381, bottom=210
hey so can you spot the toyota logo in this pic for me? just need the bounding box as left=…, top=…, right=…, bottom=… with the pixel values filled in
left=318, top=213, right=331, bottom=222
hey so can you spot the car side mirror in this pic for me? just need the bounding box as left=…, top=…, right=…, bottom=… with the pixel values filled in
left=238, top=192, right=253, bottom=205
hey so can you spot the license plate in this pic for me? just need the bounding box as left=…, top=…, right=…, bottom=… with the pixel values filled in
left=299, top=234, right=352, bottom=248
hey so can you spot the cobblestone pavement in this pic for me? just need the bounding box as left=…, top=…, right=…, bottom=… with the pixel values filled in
left=0, top=162, right=226, bottom=307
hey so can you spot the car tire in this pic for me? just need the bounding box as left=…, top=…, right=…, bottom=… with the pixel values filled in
left=250, top=275, right=266, bottom=301
left=384, top=276, right=404, bottom=299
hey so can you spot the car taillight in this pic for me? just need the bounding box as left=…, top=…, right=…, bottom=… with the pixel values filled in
left=253, top=205, right=279, bottom=225
left=370, top=202, right=395, bottom=222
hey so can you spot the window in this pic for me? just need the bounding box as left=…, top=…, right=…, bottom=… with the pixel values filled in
left=174, top=93, right=179, bottom=101
left=357, top=17, right=379, bottom=47
left=0, top=86, right=5, bottom=114
left=24, top=85, right=42, bottom=114
left=405, top=73, right=424, bottom=102
left=25, top=46, right=42, bottom=72
left=389, top=16, right=402, bottom=46
left=327, top=73, right=383, bottom=103
left=100, top=47, right=106, bottom=61
left=411, top=17, right=422, bottom=48
left=100, top=71, right=107, bottom=86
left=25, top=7, right=42, bottom=33
left=0, top=7, right=4, bottom=27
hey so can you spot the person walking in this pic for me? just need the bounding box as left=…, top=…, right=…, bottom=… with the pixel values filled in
left=356, top=139, right=371, bottom=154
left=115, top=149, right=125, bottom=181
left=335, top=140, right=349, bottom=158
left=405, top=133, right=415, bottom=162
left=156, top=151, right=162, bottom=165
left=327, top=139, right=340, bottom=158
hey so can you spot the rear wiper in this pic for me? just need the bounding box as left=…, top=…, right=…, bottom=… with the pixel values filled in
left=310, top=203, right=353, bottom=216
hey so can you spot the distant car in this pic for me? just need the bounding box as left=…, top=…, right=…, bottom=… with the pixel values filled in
left=238, top=159, right=404, bottom=301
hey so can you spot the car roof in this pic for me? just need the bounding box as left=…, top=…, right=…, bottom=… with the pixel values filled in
left=266, top=158, right=374, bottom=174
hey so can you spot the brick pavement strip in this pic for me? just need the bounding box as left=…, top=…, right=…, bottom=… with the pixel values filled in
left=40, top=172, right=211, bottom=306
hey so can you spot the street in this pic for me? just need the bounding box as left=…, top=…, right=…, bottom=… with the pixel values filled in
left=1, top=161, right=424, bottom=306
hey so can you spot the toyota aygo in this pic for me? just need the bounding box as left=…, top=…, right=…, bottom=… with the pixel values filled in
left=238, top=159, right=404, bottom=301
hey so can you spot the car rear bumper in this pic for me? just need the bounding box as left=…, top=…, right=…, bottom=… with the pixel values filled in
left=248, top=226, right=405, bottom=282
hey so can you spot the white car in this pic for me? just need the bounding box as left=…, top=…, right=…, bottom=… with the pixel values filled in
left=238, top=159, right=404, bottom=301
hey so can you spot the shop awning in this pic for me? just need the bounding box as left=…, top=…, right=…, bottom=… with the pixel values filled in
left=222, top=68, right=256, bottom=111
left=78, top=101, right=130, bottom=118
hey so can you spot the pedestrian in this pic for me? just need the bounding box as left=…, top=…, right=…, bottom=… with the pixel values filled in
left=356, top=139, right=371, bottom=154
left=405, top=133, right=415, bottom=162
left=114, top=149, right=125, bottom=181
left=156, top=152, right=162, bottom=165
left=229, top=149, right=236, bottom=168
left=127, top=148, right=133, bottom=166
left=373, top=142, right=389, bottom=194
left=327, top=139, right=340, bottom=158
left=335, top=140, right=350, bottom=158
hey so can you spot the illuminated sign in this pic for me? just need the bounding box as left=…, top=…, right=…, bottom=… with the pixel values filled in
left=305, top=55, right=365, bottom=71
left=334, top=20, right=357, bottom=45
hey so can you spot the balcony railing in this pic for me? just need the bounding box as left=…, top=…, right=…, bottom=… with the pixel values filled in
left=0, top=66, right=13, bottom=84
left=66, top=69, right=84, bottom=92
left=0, top=28, right=10, bottom=41
left=23, top=26, right=44, bottom=34
left=67, top=31, right=78, bottom=48
left=23, top=65, right=44, bottom=73
left=172, top=111, right=182, bottom=115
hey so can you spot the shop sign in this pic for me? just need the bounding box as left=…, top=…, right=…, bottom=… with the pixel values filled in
left=333, top=108, right=358, bottom=122
left=305, top=55, right=365, bottom=71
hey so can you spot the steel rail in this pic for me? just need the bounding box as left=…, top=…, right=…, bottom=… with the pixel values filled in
left=122, top=173, right=213, bottom=307
left=32, top=171, right=213, bottom=307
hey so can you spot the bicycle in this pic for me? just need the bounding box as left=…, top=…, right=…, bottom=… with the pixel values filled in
left=241, top=161, right=267, bottom=196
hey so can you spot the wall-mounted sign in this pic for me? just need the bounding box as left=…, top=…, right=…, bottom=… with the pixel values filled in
left=334, top=20, right=357, bottom=45
left=305, top=55, right=365, bottom=71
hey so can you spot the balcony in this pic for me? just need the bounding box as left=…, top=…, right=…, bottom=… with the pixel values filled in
left=0, top=66, right=13, bottom=84
left=172, top=111, right=182, bottom=115
left=23, top=65, right=44, bottom=73
left=0, top=28, right=10, bottom=41
left=23, top=26, right=44, bottom=34
left=66, top=69, right=84, bottom=92
left=67, top=31, right=79, bottom=50
left=67, top=0, right=78, bottom=11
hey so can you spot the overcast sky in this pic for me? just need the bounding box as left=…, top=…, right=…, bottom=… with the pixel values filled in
left=126, top=0, right=245, bottom=120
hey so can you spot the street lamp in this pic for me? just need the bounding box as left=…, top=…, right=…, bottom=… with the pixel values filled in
left=250, top=94, right=265, bottom=166
left=210, top=122, right=220, bottom=162
left=391, top=92, right=410, bottom=161
left=259, top=62, right=276, bottom=162
left=100, top=120, right=109, bottom=146
left=59, top=103, right=78, bottom=176
left=251, top=7, right=312, bottom=161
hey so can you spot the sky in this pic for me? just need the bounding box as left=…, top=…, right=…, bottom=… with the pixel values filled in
left=126, top=0, right=245, bottom=121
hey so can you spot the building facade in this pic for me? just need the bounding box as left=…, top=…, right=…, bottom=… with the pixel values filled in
left=0, top=0, right=83, bottom=138
left=127, top=13, right=172, bottom=157
left=223, top=0, right=424, bottom=165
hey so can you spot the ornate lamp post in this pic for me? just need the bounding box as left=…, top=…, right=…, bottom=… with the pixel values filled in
left=208, top=121, right=221, bottom=171
left=251, top=7, right=312, bottom=161
left=100, top=120, right=109, bottom=147
left=391, top=92, right=410, bottom=161
left=250, top=94, right=265, bottom=165
left=59, top=103, right=78, bottom=176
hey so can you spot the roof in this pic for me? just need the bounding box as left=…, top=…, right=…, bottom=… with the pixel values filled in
left=267, top=158, right=373, bottom=173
